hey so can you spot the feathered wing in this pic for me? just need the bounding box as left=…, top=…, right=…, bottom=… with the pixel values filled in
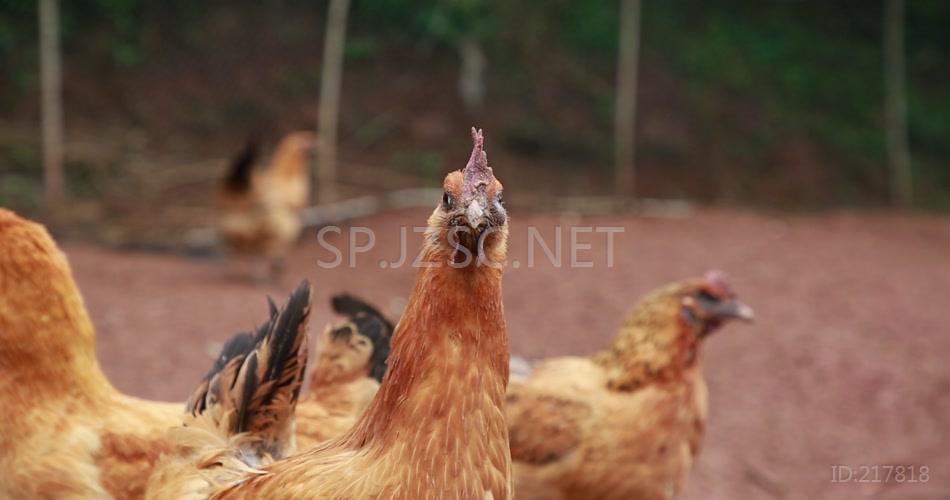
left=505, top=359, right=598, bottom=465
left=186, top=280, right=311, bottom=461
left=507, top=388, right=590, bottom=465
left=147, top=282, right=312, bottom=500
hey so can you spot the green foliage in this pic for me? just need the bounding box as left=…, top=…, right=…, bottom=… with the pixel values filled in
left=0, top=141, right=41, bottom=211
left=643, top=1, right=949, bottom=204
left=1, top=0, right=948, bottom=207
left=351, top=0, right=493, bottom=47
left=344, top=35, right=380, bottom=63
left=392, top=149, right=443, bottom=184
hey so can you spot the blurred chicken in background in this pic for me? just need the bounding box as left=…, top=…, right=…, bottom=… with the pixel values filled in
left=217, top=131, right=317, bottom=281
left=507, top=271, right=754, bottom=500
left=296, top=293, right=393, bottom=449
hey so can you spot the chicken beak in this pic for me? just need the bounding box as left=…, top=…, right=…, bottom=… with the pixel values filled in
left=464, top=198, right=489, bottom=236
left=714, top=300, right=755, bottom=322
left=447, top=197, right=491, bottom=265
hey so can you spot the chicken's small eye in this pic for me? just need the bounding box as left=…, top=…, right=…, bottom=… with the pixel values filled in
left=697, top=291, right=719, bottom=303
left=496, top=192, right=505, bottom=207
left=442, top=192, right=454, bottom=210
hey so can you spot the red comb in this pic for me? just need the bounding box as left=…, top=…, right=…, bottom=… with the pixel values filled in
left=462, top=127, right=491, bottom=199
left=704, top=270, right=735, bottom=296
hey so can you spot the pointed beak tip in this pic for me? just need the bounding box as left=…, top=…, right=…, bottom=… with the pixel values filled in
left=735, top=303, right=755, bottom=322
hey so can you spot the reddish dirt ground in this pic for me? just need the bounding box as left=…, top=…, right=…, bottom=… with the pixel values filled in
left=63, top=208, right=950, bottom=499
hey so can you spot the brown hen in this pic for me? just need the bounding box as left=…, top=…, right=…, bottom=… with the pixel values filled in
left=507, top=272, right=754, bottom=500
left=218, top=131, right=316, bottom=279
left=0, top=209, right=182, bottom=499
left=145, top=128, right=514, bottom=499
left=0, top=209, right=391, bottom=499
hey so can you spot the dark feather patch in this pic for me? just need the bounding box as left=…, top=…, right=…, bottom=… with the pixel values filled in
left=331, top=294, right=395, bottom=332
left=235, top=352, right=259, bottom=433
left=223, top=137, right=259, bottom=193
left=262, top=284, right=311, bottom=405
left=330, top=293, right=394, bottom=382
left=357, top=315, right=391, bottom=382
left=185, top=280, right=312, bottom=461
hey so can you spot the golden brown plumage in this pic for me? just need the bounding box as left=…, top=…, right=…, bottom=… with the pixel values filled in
left=0, top=209, right=182, bottom=499
left=507, top=272, right=754, bottom=500
left=295, top=294, right=393, bottom=450
left=147, top=128, right=513, bottom=500
left=186, top=281, right=311, bottom=460
left=147, top=282, right=312, bottom=499
left=0, top=209, right=387, bottom=499
left=217, top=131, right=316, bottom=278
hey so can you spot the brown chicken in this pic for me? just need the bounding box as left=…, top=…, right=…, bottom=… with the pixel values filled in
left=217, top=131, right=316, bottom=278
left=507, top=271, right=754, bottom=500
left=145, top=127, right=513, bottom=499
left=0, top=209, right=391, bottom=499
left=0, top=208, right=182, bottom=499
left=147, top=282, right=312, bottom=497
left=296, top=294, right=393, bottom=449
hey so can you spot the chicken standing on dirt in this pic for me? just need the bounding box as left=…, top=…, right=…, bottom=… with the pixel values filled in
left=147, top=282, right=312, bottom=498
left=296, top=294, right=393, bottom=449
left=218, top=131, right=316, bottom=279
left=0, top=209, right=183, bottom=499
left=507, top=271, right=754, bottom=500
left=145, top=127, right=514, bottom=499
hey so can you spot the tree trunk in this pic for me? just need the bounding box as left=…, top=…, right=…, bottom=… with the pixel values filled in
left=458, top=36, right=486, bottom=112
left=614, top=0, right=642, bottom=198
left=317, top=0, right=351, bottom=205
left=39, top=0, right=64, bottom=207
left=884, top=0, right=912, bottom=206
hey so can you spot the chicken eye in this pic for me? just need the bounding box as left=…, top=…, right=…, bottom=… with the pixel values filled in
left=442, top=192, right=454, bottom=210
left=491, top=192, right=507, bottom=225
left=697, top=291, right=720, bottom=303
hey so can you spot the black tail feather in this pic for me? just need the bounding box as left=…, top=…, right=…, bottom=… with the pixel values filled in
left=223, top=136, right=260, bottom=193
left=262, top=283, right=311, bottom=406
left=186, top=280, right=312, bottom=460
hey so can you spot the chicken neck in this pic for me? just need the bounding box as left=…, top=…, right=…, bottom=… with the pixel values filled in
left=593, top=288, right=702, bottom=391
left=343, top=242, right=510, bottom=486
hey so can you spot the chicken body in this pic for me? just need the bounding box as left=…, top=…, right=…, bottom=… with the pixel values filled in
left=294, top=332, right=381, bottom=450
left=218, top=131, right=316, bottom=277
left=508, top=274, right=753, bottom=500
left=296, top=294, right=393, bottom=449
left=0, top=209, right=395, bottom=499
left=147, top=128, right=513, bottom=500
left=509, top=359, right=706, bottom=500
left=0, top=209, right=182, bottom=499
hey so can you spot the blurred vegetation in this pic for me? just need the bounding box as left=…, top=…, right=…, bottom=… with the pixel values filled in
left=1, top=0, right=949, bottom=210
